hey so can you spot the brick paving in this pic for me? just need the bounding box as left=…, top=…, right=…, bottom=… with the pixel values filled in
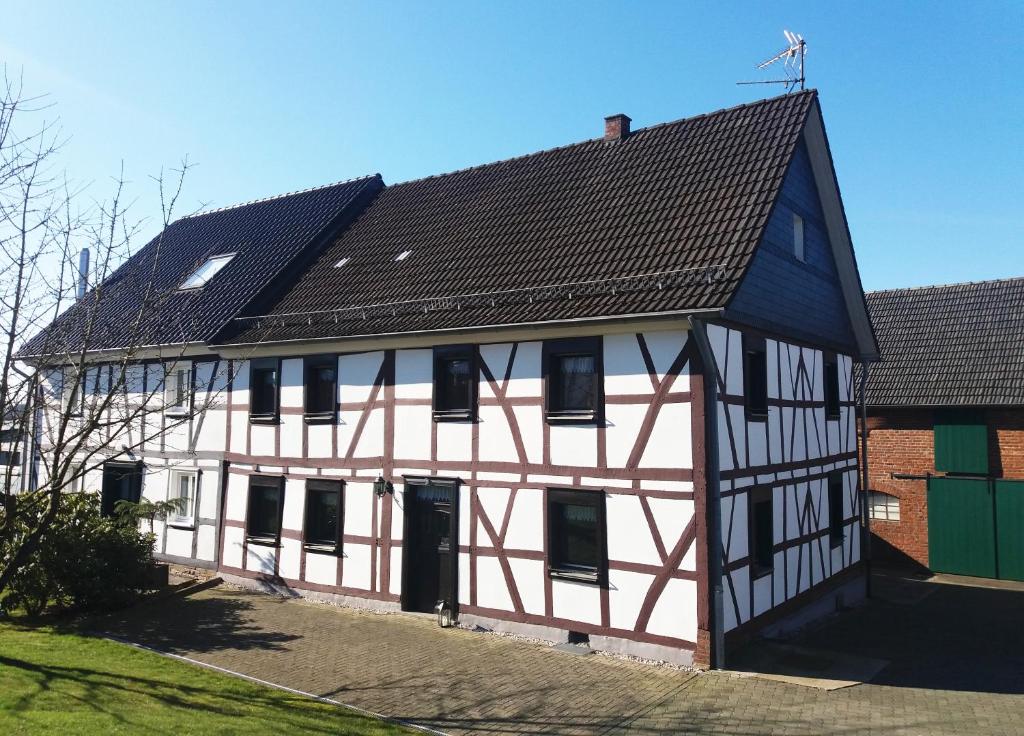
left=94, top=573, right=1024, bottom=735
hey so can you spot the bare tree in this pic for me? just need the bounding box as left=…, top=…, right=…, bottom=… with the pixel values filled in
left=0, top=69, right=231, bottom=598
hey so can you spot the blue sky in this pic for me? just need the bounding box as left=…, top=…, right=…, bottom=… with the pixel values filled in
left=3, top=1, right=1022, bottom=291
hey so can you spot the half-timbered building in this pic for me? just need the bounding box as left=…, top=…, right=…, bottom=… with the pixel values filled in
left=26, top=90, right=877, bottom=668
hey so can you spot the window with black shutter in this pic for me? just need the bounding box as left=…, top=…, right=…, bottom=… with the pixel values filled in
left=547, top=488, right=606, bottom=584
left=829, top=472, right=845, bottom=547
left=304, top=355, right=337, bottom=421
left=304, top=479, right=343, bottom=551
left=250, top=358, right=280, bottom=423
left=743, top=335, right=768, bottom=420
left=544, top=337, right=603, bottom=423
left=433, top=345, right=477, bottom=421
left=247, top=476, right=284, bottom=544
left=824, top=353, right=840, bottom=420
left=749, top=486, right=773, bottom=578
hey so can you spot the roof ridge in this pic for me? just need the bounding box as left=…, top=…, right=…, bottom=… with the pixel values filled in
left=180, top=173, right=380, bottom=220
left=390, top=90, right=817, bottom=189
left=867, top=275, right=1024, bottom=296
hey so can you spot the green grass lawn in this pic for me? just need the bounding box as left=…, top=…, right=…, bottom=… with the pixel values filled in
left=0, top=621, right=414, bottom=735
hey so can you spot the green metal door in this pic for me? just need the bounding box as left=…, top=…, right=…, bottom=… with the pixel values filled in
left=927, top=477, right=996, bottom=578
left=994, top=480, right=1024, bottom=582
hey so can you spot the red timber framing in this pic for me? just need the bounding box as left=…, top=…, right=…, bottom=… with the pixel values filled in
left=217, top=329, right=708, bottom=658
left=704, top=323, right=863, bottom=648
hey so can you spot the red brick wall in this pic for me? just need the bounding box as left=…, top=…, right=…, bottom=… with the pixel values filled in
left=863, top=407, right=1024, bottom=569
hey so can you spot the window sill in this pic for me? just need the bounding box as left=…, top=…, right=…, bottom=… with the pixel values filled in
left=548, top=567, right=602, bottom=585
left=167, top=520, right=195, bottom=530
left=830, top=537, right=845, bottom=549
left=826, top=413, right=841, bottom=422
left=303, top=412, right=336, bottom=425
left=433, top=410, right=475, bottom=422
left=249, top=415, right=280, bottom=425
left=545, top=410, right=600, bottom=426
left=303, top=543, right=341, bottom=555
left=164, top=408, right=191, bottom=418
left=246, top=536, right=280, bottom=547
left=751, top=565, right=773, bottom=580
left=745, top=411, right=769, bottom=423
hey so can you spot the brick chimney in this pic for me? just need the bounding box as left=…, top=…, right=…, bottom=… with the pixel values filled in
left=604, top=113, right=631, bottom=142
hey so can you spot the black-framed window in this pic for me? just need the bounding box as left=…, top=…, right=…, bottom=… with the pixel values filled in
left=304, top=479, right=343, bottom=551
left=304, top=355, right=337, bottom=421
left=749, top=486, right=773, bottom=578
left=824, top=353, right=840, bottom=420
left=250, top=358, right=280, bottom=423
left=246, top=476, right=284, bottom=544
left=743, top=335, right=768, bottom=420
left=433, top=345, right=477, bottom=421
left=100, top=462, right=143, bottom=517
left=63, top=367, right=83, bottom=417
left=547, top=488, right=607, bottom=584
left=828, top=472, right=845, bottom=548
left=544, top=337, right=603, bottom=423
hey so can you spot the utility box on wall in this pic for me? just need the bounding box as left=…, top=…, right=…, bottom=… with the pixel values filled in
left=933, top=410, right=988, bottom=475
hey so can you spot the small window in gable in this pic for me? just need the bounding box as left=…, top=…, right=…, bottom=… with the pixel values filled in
left=179, top=253, right=235, bottom=290
left=829, top=472, right=845, bottom=547
left=62, top=367, right=83, bottom=417
left=793, top=214, right=805, bottom=262
left=824, top=353, right=840, bottom=420
left=743, top=335, right=768, bottom=420
left=249, top=358, right=280, bottom=423
left=868, top=491, right=900, bottom=522
left=433, top=345, right=477, bottom=421
left=544, top=337, right=603, bottom=424
left=163, top=363, right=192, bottom=417
left=749, top=486, right=774, bottom=579
left=304, top=355, right=337, bottom=422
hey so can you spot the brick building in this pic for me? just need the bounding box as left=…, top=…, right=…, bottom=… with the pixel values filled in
left=864, top=278, right=1024, bottom=581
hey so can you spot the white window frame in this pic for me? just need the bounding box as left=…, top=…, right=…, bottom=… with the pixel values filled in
left=62, top=367, right=83, bottom=417
left=168, top=468, right=199, bottom=527
left=868, top=491, right=901, bottom=522
left=179, top=253, right=236, bottom=290
left=793, top=213, right=805, bottom=262
left=69, top=462, right=84, bottom=492
left=163, top=362, right=193, bottom=417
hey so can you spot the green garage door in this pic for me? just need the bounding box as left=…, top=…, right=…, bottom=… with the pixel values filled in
left=995, top=480, right=1024, bottom=582
left=928, top=477, right=1024, bottom=582
left=928, top=477, right=996, bottom=578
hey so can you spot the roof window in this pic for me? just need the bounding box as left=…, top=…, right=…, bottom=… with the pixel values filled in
left=333, top=257, right=350, bottom=268
left=179, top=253, right=235, bottom=290
left=395, top=250, right=412, bottom=262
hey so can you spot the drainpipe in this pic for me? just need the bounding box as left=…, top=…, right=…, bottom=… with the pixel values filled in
left=858, top=361, right=872, bottom=598
left=688, top=317, right=725, bottom=669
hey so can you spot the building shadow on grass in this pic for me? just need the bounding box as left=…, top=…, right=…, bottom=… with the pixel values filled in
left=85, top=587, right=301, bottom=655
left=739, top=572, right=1024, bottom=696
left=0, top=651, right=375, bottom=735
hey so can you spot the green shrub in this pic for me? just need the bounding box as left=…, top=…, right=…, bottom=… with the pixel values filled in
left=3, top=492, right=156, bottom=616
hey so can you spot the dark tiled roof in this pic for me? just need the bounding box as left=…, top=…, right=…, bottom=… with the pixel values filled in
left=23, top=176, right=382, bottom=356
left=865, top=277, right=1024, bottom=407
left=225, top=91, right=818, bottom=344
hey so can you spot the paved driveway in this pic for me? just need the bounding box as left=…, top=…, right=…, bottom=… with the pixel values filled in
left=94, top=573, right=1024, bottom=735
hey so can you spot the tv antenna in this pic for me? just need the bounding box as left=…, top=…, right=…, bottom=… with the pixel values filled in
left=737, top=30, right=806, bottom=92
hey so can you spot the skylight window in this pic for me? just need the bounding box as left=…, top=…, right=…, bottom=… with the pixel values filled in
left=395, top=250, right=412, bottom=262
left=180, top=253, right=235, bottom=290
left=333, top=257, right=350, bottom=268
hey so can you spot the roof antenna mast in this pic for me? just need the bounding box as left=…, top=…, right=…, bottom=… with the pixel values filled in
left=737, top=30, right=806, bottom=93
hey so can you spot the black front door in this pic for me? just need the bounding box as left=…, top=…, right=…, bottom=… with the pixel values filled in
left=101, top=462, right=143, bottom=517
left=403, top=479, right=458, bottom=614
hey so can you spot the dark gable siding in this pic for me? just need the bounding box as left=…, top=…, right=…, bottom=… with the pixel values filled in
left=725, top=139, right=856, bottom=352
